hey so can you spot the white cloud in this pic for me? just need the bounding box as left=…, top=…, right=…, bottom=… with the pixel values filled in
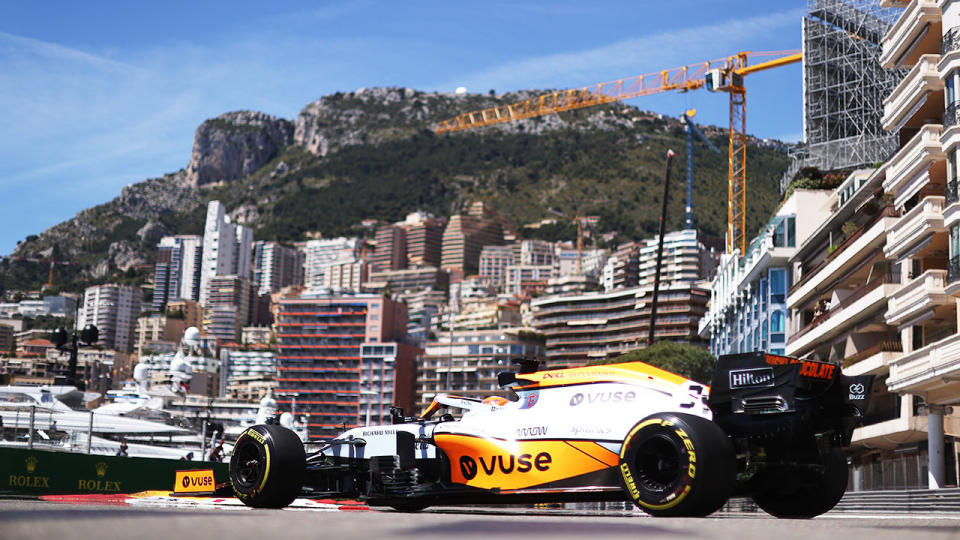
left=442, top=8, right=804, bottom=92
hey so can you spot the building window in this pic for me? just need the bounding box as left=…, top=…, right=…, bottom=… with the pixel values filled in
left=769, top=269, right=786, bottom=304
left=951, top=225, right=960, bottom=260
left=948, top=71, right=958, bottom=106
left=759, top=278, right=767, bottom=311
left=770, top=310, right=784, bottom=333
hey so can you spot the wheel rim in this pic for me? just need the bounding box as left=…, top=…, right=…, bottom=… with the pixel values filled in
left=633, top=433, right=684, bottom=494
left=232, top=440, right=265, bottom=489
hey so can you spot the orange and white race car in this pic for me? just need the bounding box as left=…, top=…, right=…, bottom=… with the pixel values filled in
left=229, top=352, right=872, bottom=518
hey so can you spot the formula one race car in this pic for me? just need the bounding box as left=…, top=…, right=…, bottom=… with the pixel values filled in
left=229, top=352, right=873, bottom=518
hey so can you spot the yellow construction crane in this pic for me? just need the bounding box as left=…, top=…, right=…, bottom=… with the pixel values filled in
left=435, top=50, right=801, bottom=255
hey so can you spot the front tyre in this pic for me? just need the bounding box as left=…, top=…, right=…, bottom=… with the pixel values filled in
left=751, top=449, right=848, bottom=518
left=230, top=425, right=305, bottom=508
left=618, top=412, right=736, bottom=517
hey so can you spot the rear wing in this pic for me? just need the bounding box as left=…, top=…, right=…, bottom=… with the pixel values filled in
left=708, top=352, right=874, bottom=446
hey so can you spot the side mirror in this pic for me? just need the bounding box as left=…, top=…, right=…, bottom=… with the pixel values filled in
left=80, top=325, right=99, bottom=345
left=50, top=328, right=68, bottom=348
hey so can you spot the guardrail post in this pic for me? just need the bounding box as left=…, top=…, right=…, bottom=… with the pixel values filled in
left=28, top=405, right=35, bottom=450
left=87, top=410, right=94, bottom=454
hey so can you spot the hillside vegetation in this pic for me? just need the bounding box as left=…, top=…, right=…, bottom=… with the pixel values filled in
left=2, top=88, right=791, bottom=295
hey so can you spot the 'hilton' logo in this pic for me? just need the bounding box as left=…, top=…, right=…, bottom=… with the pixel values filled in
left=729, top=368, right=775, bottom=389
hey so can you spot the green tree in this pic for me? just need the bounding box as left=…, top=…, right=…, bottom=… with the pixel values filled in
left=586, top=341, right=716, bottom=384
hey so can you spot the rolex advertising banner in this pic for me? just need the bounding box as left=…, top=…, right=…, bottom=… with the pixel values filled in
left=1, top=447, right=228, bottom=495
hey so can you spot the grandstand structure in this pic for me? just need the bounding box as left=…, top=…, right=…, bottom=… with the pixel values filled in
left=781, top=0, right=905, bottom=192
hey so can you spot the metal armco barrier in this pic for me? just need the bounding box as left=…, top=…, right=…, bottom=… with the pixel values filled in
left=0, top=447, right=228, bottom=495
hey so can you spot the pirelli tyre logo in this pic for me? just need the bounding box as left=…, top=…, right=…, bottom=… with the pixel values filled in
left=729, top=367, right=775, bottom=389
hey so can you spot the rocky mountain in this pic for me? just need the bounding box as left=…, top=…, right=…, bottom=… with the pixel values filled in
left=186, top=111, right=294, bottom=187
left=2, top=87, right=791, bottom=295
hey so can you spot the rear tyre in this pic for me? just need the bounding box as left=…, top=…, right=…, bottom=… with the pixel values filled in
left=751, top=449, right=848, bottom=519
left=618, top=412, right=736, bottom=517
left=230, top=424, right=305, bottom=508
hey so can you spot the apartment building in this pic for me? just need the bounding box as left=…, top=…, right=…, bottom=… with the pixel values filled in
left=700, top=189, right=832, bottom=357
left=364, top=267, right=449, bottom=295
left=531, top=282, right=708, bottom=369
left=859, top=0, right=960, bottom=489
left=637, top=229, right=717, bottom=288
left=478, top=245, right=515, bottom=292
left=252, top=241, right=304, bottom=296
left=373, top=224, right=407, bottom=273
left=202, top=276, right=251, bottom=344
left=302, top=237, right=363, bottom=289
left=218, top=349, right=276, bottom=398
left=602, top=242, right=641, bottom=292
left=417, top=328, right=543, bottom=410
left=76, top=284, right=141, bottom=353
left=199, top=201, right=253, bottom=305
left=274, top=293, right=408, bottom=440
left=153, top=235, right=202, bottom=310
left=135, top=312, right=187, bottom=355
left=440, top=203, right=505, bottom=274
left=397, top=288, right=447, bottom=346
left=403, top=212, right=445, bottom=268
left=359, top=342, right=421, bottom=423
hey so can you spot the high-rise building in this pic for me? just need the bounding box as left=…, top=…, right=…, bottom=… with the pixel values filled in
left=602, top=242, right=641, bottom=292
left=302, top=237, right=363, bottom=289
left=359, top=342, right=421, bottom=423
left=199, top=201, right=253, bottom=305
left=531, top=283, right=709, bottom=369
left=637, top=229, right=717, bottom=287
left=373, top=225, right=407, bottom=273
left=153, top=235, right=202, bottom=310
left=253, top=242, right=304, bottom=296
left=403, top=213, right=445, bottom=267
left=76, top=284, right=142, bottom=353
left=203, top=276, right=251, bottom=344
left=275, top=293, right=408, bottom=440
left=479, top=245, right=515, bottom=292
left=794, top=0, right=960, bottom=491
left=441, top=203, right=506, bottom=274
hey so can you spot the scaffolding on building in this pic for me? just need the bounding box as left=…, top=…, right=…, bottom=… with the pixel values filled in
left=780, top=0, right=905, bottom=193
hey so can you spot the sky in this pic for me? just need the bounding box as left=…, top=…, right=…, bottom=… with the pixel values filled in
left=0, top=1, right=807, bottom=256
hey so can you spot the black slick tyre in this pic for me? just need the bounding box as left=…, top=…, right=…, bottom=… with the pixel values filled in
left=230, top=424, right=305, bottom=508
left=751, top=449, right=848, bottom=519
left=618, top=412, right=736, bottom=517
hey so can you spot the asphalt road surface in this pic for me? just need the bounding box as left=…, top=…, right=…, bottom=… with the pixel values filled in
left=1, top=499, right=958, bottom=540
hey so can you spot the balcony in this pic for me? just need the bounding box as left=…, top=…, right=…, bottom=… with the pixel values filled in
left=882, top=54, right=943, bottom=131
left=885, top=269, right=949, bottom=327
left=880, top=0, right=941, bottom=69
left=842, top=340, right=903, bottom=376
left=788, top=208, right=899, bottom=308
left=946, top=256, right=960, bottom=296
left=888, top=331, right=960, bottom=399
left=787, top=278, right=900, bottom=357
left=884, top=196, right=946, bottom=259
left=883, top=124, right=944, bottom=205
